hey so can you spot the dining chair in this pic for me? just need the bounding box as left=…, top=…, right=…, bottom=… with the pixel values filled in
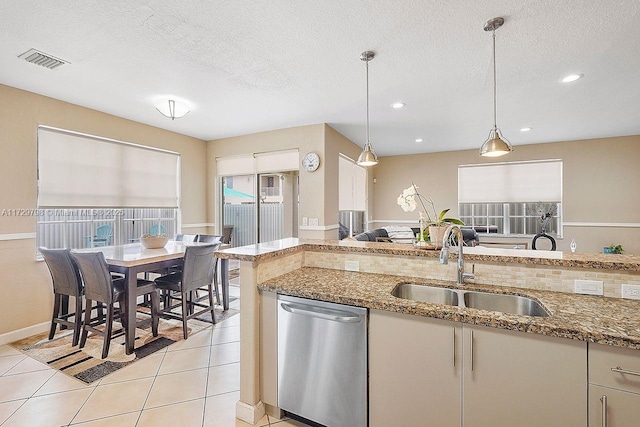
left=222, top=225, right=234, bottom=245
left=40, top=248, right=84, bottom=346
left=155, top=243, right=219, bottom=339
left=71, top=252, right=160, bottom=358
left=196, top=235, right=223, bottom=305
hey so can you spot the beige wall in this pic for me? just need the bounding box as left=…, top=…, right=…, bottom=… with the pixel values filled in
left=206, top=124, right=362, bottom=240
left=371, top=135, right=640, bottom=254
left=0, top=84, right=208, bottom=335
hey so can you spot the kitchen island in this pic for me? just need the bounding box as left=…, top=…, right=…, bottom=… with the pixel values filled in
left=215, top=238, right=640, bottom=425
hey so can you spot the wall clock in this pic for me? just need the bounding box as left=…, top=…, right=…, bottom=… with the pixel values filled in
left=302, top=152, right=320, bottom=172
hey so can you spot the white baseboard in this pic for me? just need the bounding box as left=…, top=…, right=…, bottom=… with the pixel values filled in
left=0, top=321, right=49, bottom=346
left=236, top=400, right=266, bottom=425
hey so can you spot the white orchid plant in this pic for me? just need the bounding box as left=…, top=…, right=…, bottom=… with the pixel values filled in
left=396, top=184, right=464, bottom=227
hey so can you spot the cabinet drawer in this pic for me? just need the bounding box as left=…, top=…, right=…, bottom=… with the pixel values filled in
left=589, top=385, right=640, bottom=427
left=589, top=343, right=640, bottom=394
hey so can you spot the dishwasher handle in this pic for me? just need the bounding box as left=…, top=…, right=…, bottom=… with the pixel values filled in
left=280, top=301, right=363, bottom=323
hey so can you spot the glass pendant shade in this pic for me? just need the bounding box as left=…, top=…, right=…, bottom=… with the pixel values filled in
left=357, top=142, right=378, bottom=166
left=479, top=128, right=513, bottom=157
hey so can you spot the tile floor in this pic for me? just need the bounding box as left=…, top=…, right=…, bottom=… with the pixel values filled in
left=0, top=283, right=308, bottom=427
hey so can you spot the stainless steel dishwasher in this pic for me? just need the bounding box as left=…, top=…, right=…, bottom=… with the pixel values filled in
left=277, top=294, right=367, bottom=427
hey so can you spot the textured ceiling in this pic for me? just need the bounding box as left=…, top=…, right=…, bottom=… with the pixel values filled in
left=1, top=0, right=639, bottom=156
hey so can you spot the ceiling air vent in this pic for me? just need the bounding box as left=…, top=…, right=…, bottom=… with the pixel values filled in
left=18, top=48, right=68, bottom=70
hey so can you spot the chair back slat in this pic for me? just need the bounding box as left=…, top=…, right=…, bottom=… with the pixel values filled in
left=197, top=234, right=223, bottom=244
left=71, top=252, right=115, bottom=304
left=40, top=248, right=83, bottom=297
left=181, top=244, right=219, bottom=293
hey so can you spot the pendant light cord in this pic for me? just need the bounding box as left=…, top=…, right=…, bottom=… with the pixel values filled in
left=492, top=29, right=497, bottom=131
left=365, top=59, right=370, bottom=144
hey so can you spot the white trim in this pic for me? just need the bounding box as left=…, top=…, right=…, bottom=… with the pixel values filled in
left=0, top=232, right=37, bottom=241
left=370, top=219, right=420, bottom=224
left=564, top=222, right=640, bottom=228
left=182, top=223, right=215, bottom=229
left=299, top=224, right=339, bottom=231
left=0, top=321, right=49, bottom=346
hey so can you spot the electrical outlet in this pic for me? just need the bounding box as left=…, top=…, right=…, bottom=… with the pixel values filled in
left=345, top=260, right=359, bottom=272
left=309, top=218, right=319, bottom=226
left=302, top=217, right=308, bottom=226
left=622, top=284, right=640, bottom=300
left=574, top=279, right=604, bottom=296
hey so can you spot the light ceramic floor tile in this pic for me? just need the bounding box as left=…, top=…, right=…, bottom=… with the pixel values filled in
left=3, top=355, right=51, bottom=375
left=210, top=326, right=240, bottom=345
left=70, top=411, right=140, bottom=426
left=0, top=369, right=56, bottom=402
left=167, top=328, right=214, bottom=352
left=0, top=399, right=25, bottom=425
left=158, top=345, right=211, bottom=375
left=0, top=355, right=25, bottom=376
left=206, top=363, right=240, bottom=397
left=138, top=398, right=205, bottom=426
left=2, top=387, right=94, bottom=427
left=98, top=352, right=164, bottom=385
left=209, top=342, right=240, bottom=367
left=33, top=371, right=94, bottom=396
left=0, top=345, right=22, bottom=357
left=203, top=391, right=238, bottom=427
left=144, top=367, right=208, bottom=409
left=72, top=377, right=154, bottom=424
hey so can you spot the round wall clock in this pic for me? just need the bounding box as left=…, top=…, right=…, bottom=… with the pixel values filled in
left=302, top=152, right=320, bottom=172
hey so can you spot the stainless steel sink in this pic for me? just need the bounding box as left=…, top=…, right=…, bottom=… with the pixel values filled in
left=463, top=291, right=549, bottom=317
left=392, top=284, right=549, bottom=317
left=392, top=284, right=459, bottom=306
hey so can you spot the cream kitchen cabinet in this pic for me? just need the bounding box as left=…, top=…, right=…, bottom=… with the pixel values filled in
left=369, top=310, right=587, bottom=427
left=588, top=343, right=640, bottom=427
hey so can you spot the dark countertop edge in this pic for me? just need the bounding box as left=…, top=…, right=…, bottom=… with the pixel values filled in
left=216, top=240, right=640, bottom=272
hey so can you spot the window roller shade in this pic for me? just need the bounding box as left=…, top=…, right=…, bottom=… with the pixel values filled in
left=458, top=160, right=562, bottom=203
left=38, top=127, right=179, bottom=208
left=217, top=150, right=300, bottom=176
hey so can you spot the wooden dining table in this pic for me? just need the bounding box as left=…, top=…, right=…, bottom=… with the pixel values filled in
left=75, top=240, right=229, bottom=355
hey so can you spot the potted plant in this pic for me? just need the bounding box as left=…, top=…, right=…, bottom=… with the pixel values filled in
left=397, top=184, right=464, bottom=245
left=604, top=244, right=624, bottom=254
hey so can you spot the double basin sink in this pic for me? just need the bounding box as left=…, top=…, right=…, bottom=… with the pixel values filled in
left=392, top=283, right=549, bottom=317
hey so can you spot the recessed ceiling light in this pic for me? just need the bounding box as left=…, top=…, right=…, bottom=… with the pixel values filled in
left=391, top=102, right=405, bottom=109
left=520, top=127, right=532, bottom=132
left=415, top=138, right=423, bottom=143
left=561, top=74, right=583, bottom=83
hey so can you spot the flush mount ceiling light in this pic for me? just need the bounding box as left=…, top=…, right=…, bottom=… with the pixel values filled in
left=391, top=102, right=405, bottom=109
left=479, top=17, right=513, bottom=157
left=520, top=127, right=532, bottom=132
left=357, top=51, right=379, bottom=167
left=415, top=138, right=424, bottom=143
left=561, top=73, right=583, bottom=83
left=155, top=99, right=190, bottom=120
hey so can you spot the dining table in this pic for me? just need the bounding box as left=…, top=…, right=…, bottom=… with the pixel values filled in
left=74, top=240, right=230, bottom=355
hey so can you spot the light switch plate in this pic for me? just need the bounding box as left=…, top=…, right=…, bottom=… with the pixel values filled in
left=345, top=261, right=359, bottom=272
left=574, top=279, right=604, bottom=296
left=302, top=217, right=308, bottom=226
left=622, top=284, right=640, bottom=300
left=309, top=218, right=319, bottom=226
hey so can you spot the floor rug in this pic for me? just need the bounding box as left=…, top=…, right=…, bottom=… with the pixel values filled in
left=10, top=306, right=239, bottom=384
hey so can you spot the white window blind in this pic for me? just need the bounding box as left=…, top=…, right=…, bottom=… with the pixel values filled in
left=458, top=160, right=562, bottom=203
left=217, top=150, right=299, bottom=176
left=38, top=127, right=179, bottom=208
left=339, top=155, right=366, bottom=211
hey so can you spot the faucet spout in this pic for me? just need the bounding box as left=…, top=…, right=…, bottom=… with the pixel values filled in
left=439, top=225, right=474, bottom=286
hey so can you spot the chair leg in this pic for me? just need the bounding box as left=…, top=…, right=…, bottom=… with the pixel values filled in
left=102, top=304, right=114, bottom=359
left=79, top=299, right=92, bottom=349
left=49, top=293, right=61, bottom=340
left=208, top=283, right=217, bottom=324
left=150, top=291, right=159, bottom=337
left=72, top=295, right=83, bottom=346
left=181, top=292, right=189, bottom=340
left=213, top=268, right=221, bottom=306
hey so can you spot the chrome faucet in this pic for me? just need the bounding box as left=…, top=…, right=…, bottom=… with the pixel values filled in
left=439, top=225, right=475, bottom=286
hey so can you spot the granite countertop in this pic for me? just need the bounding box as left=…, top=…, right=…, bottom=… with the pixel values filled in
left=259, top=267, right=640, bottom=350
left=216, top=238, right=640, bottom=271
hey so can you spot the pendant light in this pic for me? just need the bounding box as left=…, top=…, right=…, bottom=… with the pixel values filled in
left=357, top=51, right=379, bottom=167
left=479, top=17, right=513, bottom=157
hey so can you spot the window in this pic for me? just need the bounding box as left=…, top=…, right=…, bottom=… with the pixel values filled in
left=458, top=160, right=562, bottom=237
left=36, top=126, right=180, bottom=250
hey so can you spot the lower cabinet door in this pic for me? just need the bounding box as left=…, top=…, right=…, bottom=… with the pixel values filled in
left=589, top=385, right=640, bottom=427
left=463, top=325, right=587, bottom=427
left=368, top=310, right=461, bottom=427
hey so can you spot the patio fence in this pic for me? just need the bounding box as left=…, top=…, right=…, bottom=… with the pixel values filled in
left=224, top=203, right=283, bottom=247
